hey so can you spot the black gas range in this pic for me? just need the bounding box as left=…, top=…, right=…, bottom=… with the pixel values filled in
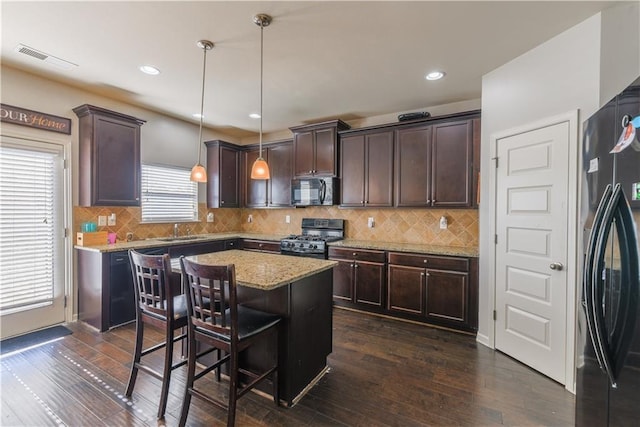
left=280, top=218, right=345, bottom=259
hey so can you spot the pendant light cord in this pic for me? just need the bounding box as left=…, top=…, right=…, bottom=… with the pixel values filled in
left=259, top=21, right=264, bottom=158
left=197, top=46, right=208, bottom=165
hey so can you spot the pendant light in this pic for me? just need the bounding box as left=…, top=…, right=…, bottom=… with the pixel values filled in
left=250, top=14, right=272, bottom=180
left=190, top=39, right=214, bottom=183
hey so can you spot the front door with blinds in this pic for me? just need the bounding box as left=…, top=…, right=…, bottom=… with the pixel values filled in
left=0, top=136, right=66, bottom=339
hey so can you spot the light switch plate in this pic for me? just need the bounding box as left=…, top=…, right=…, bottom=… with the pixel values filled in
left=98, top=216, right=107, bottom=226
left=107, top=213, right=116, bottom=226
left=285, top=215, right=291, bottom=224
left=207, top=212, right=214, bottom=223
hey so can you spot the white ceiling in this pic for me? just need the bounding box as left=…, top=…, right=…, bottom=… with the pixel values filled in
left=1, top=1, right=617, bottom=137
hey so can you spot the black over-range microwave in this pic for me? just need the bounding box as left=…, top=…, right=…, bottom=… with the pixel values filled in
left=291, top=177, right=339, bottom=206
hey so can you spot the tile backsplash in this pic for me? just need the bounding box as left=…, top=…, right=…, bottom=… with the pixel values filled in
left=74, top=205, right=478, bottom=248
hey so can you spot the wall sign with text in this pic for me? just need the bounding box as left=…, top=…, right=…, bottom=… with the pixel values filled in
left=0, top=104, right=72, bottom=135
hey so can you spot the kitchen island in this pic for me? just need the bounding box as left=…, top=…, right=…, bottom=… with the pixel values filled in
left=177, top=250, right=337, bottom=407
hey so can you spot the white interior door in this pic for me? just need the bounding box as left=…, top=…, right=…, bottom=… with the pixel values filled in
left=0, top=136, right=66, bottom=339
left=494, top=121, right=569, bottom=384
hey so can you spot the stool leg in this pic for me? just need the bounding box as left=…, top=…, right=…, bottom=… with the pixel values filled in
left=157, top=325, right=174, bottom=419
left=227, top=348, right=238, bottom=427
left=179, top=329, right=197, bottom=427
left=125, top=316, right=143, bottom=397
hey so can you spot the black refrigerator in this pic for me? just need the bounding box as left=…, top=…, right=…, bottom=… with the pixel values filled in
left=575, top=77, right=640, bottom=426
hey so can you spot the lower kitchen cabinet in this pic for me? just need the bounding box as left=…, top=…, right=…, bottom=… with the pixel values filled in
left=76, top=239, right=237, bottom=332
left=328, top=247, right=385, bottom=310
left=241, top=239, right=281, bottom=253
left=329, top=245, right=478, bottom=333
left=387, top=251, right=477, bottom=332
left=77, top=246, right=166, bottom=332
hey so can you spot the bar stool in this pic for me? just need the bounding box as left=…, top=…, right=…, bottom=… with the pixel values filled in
left=126, top=249, right=188, bottom=419
left=179, top=256, right=281, bottom=427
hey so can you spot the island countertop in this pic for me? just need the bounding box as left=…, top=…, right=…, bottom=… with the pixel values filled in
left=179, top=250, right=337, bottom=291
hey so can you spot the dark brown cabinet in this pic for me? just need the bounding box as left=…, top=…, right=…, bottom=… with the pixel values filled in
left=205, top=140, right=241, bottom=208
left=241, top=239, right=281, bottom=253
left=244, top=140, right=292, bottom=208
left=73, top=104, right=145, bottom=206
left=387, top=252, right=476, bottom=332
left=290, top=120, right=350, bottom=177
left=340, top=130, right=394, bottom=207
left=328, top=247, right=385, bottom=309
left=395, top=118, right=477, bottom=208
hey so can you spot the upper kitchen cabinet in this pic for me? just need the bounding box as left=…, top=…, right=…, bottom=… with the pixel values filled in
left=244, top=140, right=293, bottom=208
left=395, top=112, right=480, bottom=208
left=73, top=104, right=145, bottom=206
left=340, top=129, right=394, bottom=207
left=205, top=140, right=240, bottom=208
left=290, top=119, right=350, bottom=177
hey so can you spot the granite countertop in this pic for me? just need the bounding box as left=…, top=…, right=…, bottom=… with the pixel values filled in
left=176, top=250, right=337, bottom=291
left=328, top=239, right=479, bottom=258
left=75, top=232, right=287, bottom=253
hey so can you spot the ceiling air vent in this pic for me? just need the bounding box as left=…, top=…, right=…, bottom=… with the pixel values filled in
left=14, top=44, right=77, bottom=70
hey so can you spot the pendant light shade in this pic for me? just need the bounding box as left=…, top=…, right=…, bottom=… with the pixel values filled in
left=190, top=39, right=214, bottom=183
left=250, top=13, right=272, bottom=180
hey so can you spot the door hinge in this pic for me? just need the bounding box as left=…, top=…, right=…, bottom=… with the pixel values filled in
left=64, top=295, right=68, bottom=308
left=491, top=156, right=499, bottom=168
left=493, top=310, right=497, bottom=321
left=64, top=228, right=69, bottom=238
left=494, top=234, right=498, bottom=244
left=63, top=159, right=68, bottom=169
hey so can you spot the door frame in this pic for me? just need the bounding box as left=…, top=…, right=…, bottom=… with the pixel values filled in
left=486, top=110, right=579, bottom=393
left=1, top=127, right=73, bottom=333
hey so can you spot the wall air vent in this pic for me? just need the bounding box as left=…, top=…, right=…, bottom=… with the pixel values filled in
left=14, top=44, right=77, bottom=70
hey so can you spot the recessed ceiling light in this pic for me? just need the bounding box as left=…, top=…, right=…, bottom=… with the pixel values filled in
left=139, top=65, right=160, bottom=75
left=192, top=113, right=203, bottom=119
left=425, top=71, right=445, bottom=81
left=249, top=113, right=261, bottom=119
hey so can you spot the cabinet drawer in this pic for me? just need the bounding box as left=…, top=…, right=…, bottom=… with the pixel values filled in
left=328, top=247, right=385, bottom=263
left=242, top=239, right=280, bottom=253
left=388, top=252, right=468, bottom=272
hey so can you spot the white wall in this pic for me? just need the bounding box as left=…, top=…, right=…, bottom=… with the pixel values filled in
left=478, top=0, right=640, bottom=378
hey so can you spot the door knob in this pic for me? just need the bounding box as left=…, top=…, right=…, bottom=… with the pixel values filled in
left=549, top=262, right=564, bottom=271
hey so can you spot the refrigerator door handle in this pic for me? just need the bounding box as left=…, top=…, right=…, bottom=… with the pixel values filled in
left=583, top=184, right=613, bottom=371
left=608, top=187, right=639, bottom=383
left=591, top=184, right=622, bottom=387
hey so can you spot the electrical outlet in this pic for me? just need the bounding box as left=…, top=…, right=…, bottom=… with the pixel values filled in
left=207, top=212, right=214, bottom=223
left=98, top=216, right=107, bottom=226
left=285, top=215, right=291, bottom=224
left=439, top=216, right=448, bottom=229
left=248, top=214, right=253, bottom=223
left=367, top=217, right=375, bottom=228
left=107, top=213, right=116, bottom=226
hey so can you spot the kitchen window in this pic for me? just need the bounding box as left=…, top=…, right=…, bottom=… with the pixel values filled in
left=141, top=164, right=198, bottom=223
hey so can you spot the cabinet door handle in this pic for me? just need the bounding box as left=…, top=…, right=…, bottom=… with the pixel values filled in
left=350, top=264, right=354, bottom=268
left=259, top=243, right=264, bottom=248
left=423, top=259, right=428, bottom=264
left=352, top=252, right=357, bottom=256
left=221, top=200, right=225, bottom=204
left=354, top=264, right=359, bottom=268
left=308, top=170, right=313, bottom=174
left=421, top=272, right=425, bottom=277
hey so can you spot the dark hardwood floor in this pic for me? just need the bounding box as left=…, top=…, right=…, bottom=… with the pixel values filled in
left=1, top=308, right=574, bottom=426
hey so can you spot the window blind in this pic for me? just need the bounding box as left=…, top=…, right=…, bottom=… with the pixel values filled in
left=0, top=145, right=58, bottom=313
left=141, top=164, right=198, bottom=223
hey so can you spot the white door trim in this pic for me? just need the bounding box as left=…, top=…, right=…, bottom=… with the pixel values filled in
left=0, top=128, right=73, bottom=329
left=486, top=110, right=579, bottom=393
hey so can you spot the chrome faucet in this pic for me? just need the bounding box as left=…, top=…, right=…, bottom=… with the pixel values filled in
left=173, top=223, right=179, bottom=238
